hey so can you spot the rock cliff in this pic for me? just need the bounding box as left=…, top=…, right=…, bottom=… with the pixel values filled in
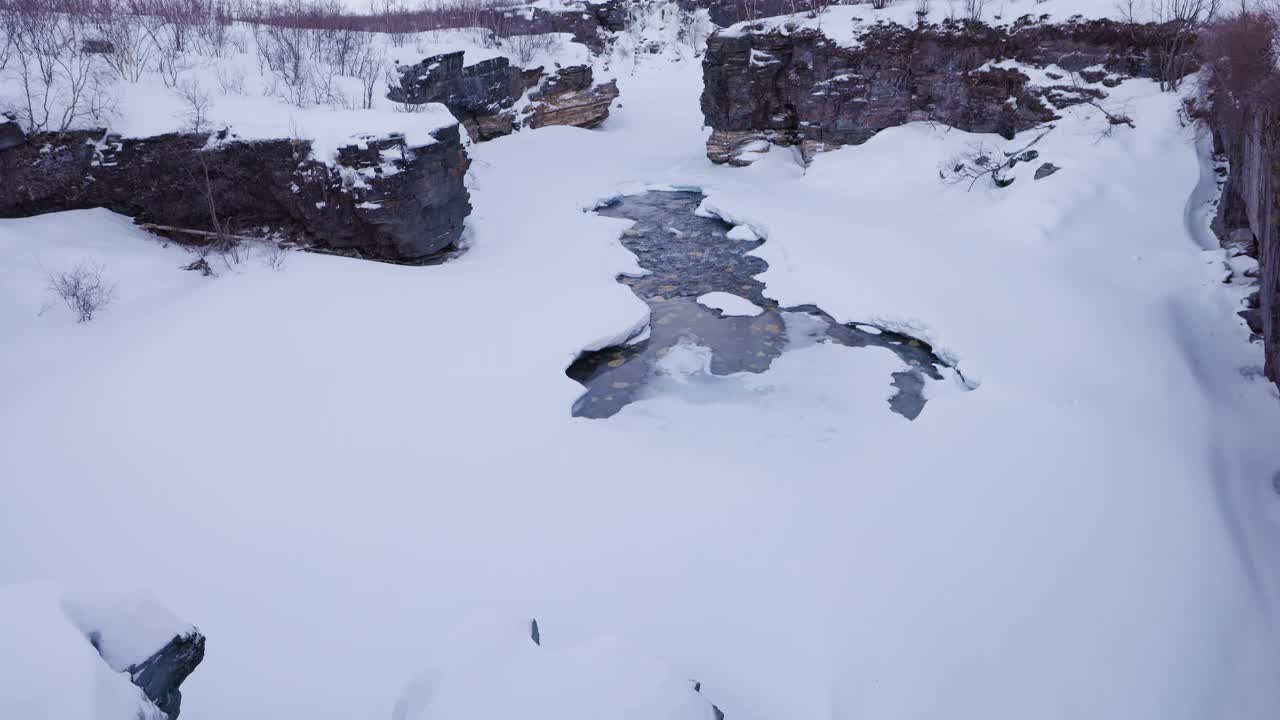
left=389, top=52, right=619, bottom=139
left=701, top=17, right=1191, bottom=163
left=0, top=124, right=470, bottom=261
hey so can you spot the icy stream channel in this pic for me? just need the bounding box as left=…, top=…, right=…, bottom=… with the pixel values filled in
left=568, top=191, right=959, bottom=419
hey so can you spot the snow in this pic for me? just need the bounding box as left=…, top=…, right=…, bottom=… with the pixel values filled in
left=0, top=583, right=164, bottom=720
left=61, top=591, right=194, bottom=672
left=393, top=612, right=715, bottom=720
left=3, top=6, right=1280, bottom=720
left=696, top=291, right=764, bottom=316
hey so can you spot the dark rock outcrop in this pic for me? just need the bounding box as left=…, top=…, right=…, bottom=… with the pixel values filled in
left=391, top=52, right=525, bottom=139
left=389, top=52, right=618, bottom=140
left=701, top=17, right=1193, bottom=163
left=527, top=65, right=619, bottom=129
left=494, top=0, right=627, bottom=53
left=0, top=116, right=23, bottom=151
left=0, top=125, right=470, bottom=261
left=127, top=631, right=206, bottom=720
left=1210, top=105, right=1280, bottom=381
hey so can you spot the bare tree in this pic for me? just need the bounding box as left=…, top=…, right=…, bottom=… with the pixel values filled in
left=174, top=77, right=212, bottom=131
left=47, top=262, right=116, bottom=323
left=3, top=0, right=115, bottom=132
left=504, top=32, right=560, bottom=66
left=354, top=44, right=382, bottom=109
left=1152, top=0, right=1221, bottom=91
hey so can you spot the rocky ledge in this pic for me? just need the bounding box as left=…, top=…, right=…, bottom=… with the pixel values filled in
left=0, top=124, right=470, bottom=261
left=701, top=17, right=1192, bottom=164
left=124, top=631, right=206, bottom=719
left=389, top=52, right=619, bottom=140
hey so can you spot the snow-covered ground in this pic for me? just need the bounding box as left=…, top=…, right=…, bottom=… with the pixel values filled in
left=4, top=7, right=1280, bottom=720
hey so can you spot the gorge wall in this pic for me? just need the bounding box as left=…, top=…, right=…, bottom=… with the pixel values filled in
left=700, top=17, right=1191, bottom=163
left=1210, top=101, right=1280, bottom=383
left=0, top=123, right=471, bottom=262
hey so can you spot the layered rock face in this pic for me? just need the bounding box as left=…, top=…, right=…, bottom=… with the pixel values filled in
left=526, top=65, right=620, bottom=129
left=1210, top=106, right=1280, bottom=383
left=389, top=52, right=619, bottom=139
left=701, top=17, right=1190, bottom=163
left=0, top=125, right=470, bottom=261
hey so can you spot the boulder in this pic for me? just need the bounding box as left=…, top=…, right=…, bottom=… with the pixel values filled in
left=389, top=54, right=619, bottom=141
left=525, top=66, right=619, bottom=129
left=1034, top=162, right=1061, bottom=180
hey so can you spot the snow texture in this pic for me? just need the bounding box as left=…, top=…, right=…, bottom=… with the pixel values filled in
left=3, top=6, right=1280, bottom=720
left=0, top=583, right=165, bottom=720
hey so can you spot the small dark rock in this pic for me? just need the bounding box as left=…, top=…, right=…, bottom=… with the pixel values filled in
left=1034, top=162, right=1061, bottom=180
left=1101, top=76, right=1124, bottom=87
left=0, top=116, right=24, bottom=151
left=1078, top=68, right=1107, bottom=83
left=1240, top=307, right=1264, bottom=334
left=1012, top=149, right=1039, bottom=164
left=1045, top=71, right=1064, bottom=79
left=529, top=618, right=541, bottom=646
left=81, top=38, right=114, bottom=54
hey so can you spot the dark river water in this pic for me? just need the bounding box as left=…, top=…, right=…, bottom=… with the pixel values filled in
left=567, top=191, right=958, bottom=419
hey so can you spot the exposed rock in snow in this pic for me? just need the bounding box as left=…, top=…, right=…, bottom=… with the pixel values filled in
left=526, top=66, right=620, bottom=129
left=126, top=632, right=206, bottom=720
left=389, top=52, right=619, bottom=140
left=700, top=18, right=1196, bottom=163
left=1, top=583, right=204, bottom=720
left=1034, top=162, right=1062, bottom=180
left=0, top=126, right=470, bottom=261
left=393, top=613, right=721, bottom=720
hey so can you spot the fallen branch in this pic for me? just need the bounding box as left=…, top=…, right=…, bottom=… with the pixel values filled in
left=139, top=223, right=265, bottom=242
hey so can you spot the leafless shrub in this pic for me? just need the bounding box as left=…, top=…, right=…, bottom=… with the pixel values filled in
left=2, top=0, right=118, bottom=132
left=1199, top=10, right=1277, bottom=102
left=215, top=63, right=245, bottom=93
left=174, top=77, right=211, bottom=131
left=259, top=237, right=288, bottom=270
left=369, top=0, right=408, bottom=47
left=1198, top=10, right=1280, bottom=140
left=914, top=0, right=932, bottom=17
left=963, top=0, right=985, bottom=20
left=47, top=262, right=116, bottom=323
left=355, top=45, right=382, bottom=109
left=504, top=32, right=560, bottom=66
left=190, top=151, right=241, bottom=265
left=871, top=0, right=893, bottom=10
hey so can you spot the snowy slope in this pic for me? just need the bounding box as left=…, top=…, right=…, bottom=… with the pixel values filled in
left=0, top=584, right=167, bottom=720
left=3, top=10, right=1280, bottom=720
